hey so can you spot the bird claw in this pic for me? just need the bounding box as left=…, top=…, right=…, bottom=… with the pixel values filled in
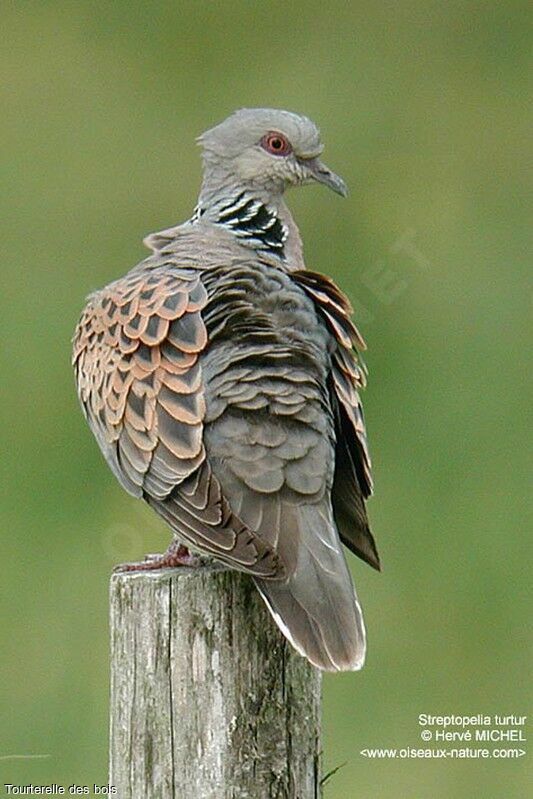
left=113, top=542, right=200, bottom=573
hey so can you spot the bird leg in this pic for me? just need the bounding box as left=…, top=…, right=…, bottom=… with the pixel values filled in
left=114, top=540, right=200, bottom=573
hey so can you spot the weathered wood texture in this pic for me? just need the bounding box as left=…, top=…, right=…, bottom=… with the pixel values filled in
left=110, top=566, right=322, bottom=799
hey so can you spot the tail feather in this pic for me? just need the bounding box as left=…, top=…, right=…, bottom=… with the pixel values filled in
left=255, top=503, right=366, bottom=671
left=207, top=463, right=367, bottom=671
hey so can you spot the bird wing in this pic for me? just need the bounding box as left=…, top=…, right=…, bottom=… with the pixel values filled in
left=292, top=270, right=380, bottom=570
left=72, top=263, right=279, bottom=577
left=193, top=261, right=366, bottom=670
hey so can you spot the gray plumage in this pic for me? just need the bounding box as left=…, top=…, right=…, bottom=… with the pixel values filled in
left=73, top=108, right=379, bottom=671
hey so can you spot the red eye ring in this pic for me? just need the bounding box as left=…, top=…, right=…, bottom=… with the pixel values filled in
left=260, top=131, right=292, bottom=156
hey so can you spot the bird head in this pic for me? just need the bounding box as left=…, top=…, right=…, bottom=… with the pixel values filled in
left=198, top=108, right=347, bottom=200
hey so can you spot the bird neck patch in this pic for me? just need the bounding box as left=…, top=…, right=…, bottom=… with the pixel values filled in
left=194, top=193, right=288, bottom=258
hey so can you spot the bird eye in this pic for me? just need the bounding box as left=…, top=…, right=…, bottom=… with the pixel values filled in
left=260, top=132, right=292, bottom=156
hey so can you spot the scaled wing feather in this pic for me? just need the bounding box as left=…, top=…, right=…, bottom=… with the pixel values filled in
left=293, top=270, right=380, bottom=570
left=73, top=263, right=279, bottom=578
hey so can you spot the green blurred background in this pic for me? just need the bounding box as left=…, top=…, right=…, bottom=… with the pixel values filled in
left=1, top=1, right=530, bottom=797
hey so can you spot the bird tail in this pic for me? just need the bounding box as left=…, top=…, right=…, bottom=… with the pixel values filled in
left=254, top=503, right=366, bottom=672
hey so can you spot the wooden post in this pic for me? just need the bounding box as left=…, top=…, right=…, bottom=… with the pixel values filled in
left=109, top=565, right=322, bottom=798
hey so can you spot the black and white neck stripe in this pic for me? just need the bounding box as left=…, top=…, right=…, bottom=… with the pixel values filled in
left=194, top=193, right=288, bottom=258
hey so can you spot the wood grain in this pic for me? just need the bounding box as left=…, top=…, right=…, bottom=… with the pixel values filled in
left=110, top=566, right=322, bottom=798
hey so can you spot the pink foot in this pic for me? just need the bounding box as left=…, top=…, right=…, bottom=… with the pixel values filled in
left=114, top=542, right=200, bottom=573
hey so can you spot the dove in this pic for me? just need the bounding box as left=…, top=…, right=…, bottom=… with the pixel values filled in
left=73, top=109, right=380, bottom=671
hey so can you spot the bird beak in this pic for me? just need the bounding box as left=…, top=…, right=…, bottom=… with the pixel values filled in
left=305, top=158, right=348, bottom=197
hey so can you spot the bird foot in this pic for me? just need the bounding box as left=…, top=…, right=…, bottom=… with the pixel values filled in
left=114, top=542, right=200, bottom=573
